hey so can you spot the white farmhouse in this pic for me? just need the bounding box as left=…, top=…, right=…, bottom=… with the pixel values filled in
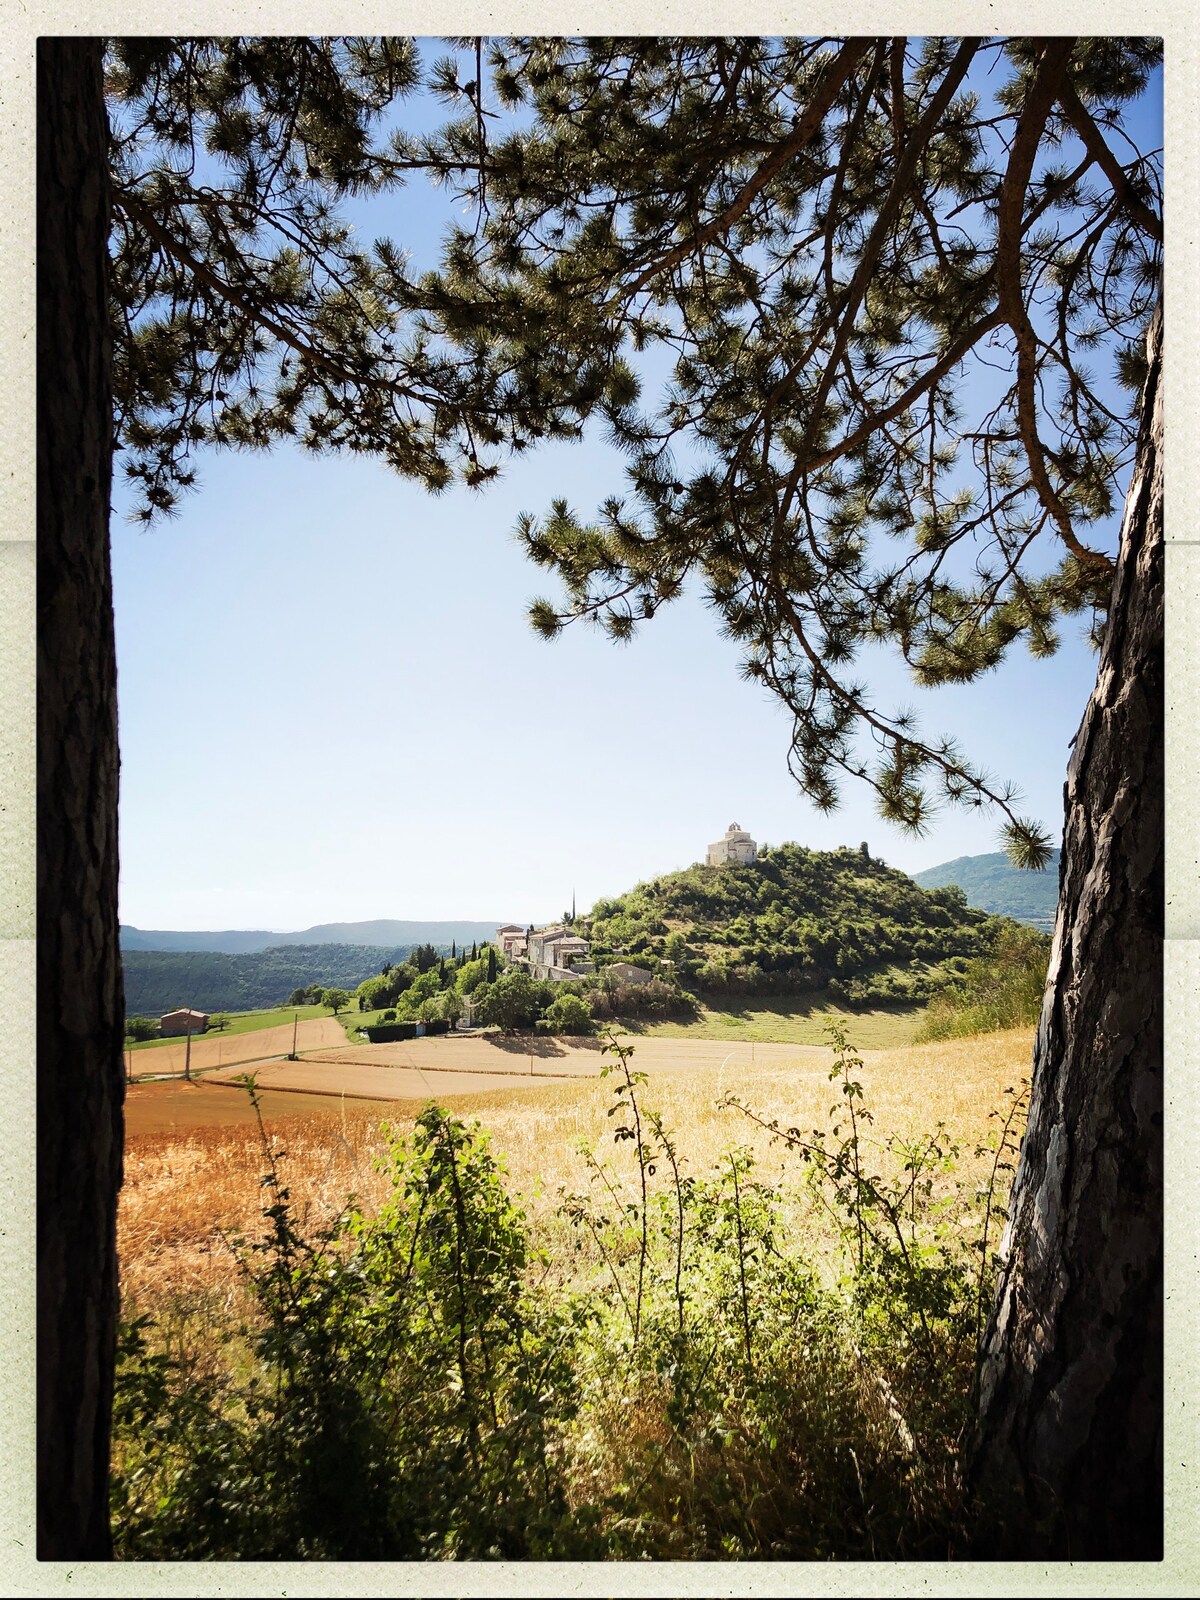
left=706, top=822, right=758, bottom=867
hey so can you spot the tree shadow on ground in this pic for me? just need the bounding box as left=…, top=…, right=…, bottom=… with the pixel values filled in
left=482, top=1034, right=570, bottom=1058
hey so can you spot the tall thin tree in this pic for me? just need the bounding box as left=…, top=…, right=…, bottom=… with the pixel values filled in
left=38, top=36, right=122, bottom=1559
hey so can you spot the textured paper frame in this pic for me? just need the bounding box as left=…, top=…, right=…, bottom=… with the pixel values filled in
left=2, top=7, right=1196, bottom=1594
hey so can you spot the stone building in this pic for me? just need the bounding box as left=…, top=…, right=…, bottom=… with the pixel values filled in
left=496, top=921, right=593, bottom=981
left=606, top=961, right=653, bottom=985
left=706, top=822, right=758, bottom=867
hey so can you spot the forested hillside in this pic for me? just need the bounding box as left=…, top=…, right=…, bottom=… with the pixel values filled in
left=912, top=851, right=1061, bottom=931
left=122, top=943, right=420, bottom=1016
left=585, top=843, right=1019, bottom=1006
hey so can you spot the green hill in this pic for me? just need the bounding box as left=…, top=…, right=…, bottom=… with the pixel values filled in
left=122, top=943, right=421, bottom=1017
left=583, top=842, right=1021, bottom=1008
left=912, top=850, right=1060, bottom=931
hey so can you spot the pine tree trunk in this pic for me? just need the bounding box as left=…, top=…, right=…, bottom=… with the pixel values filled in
left=37, top=37, right=123, bottom=1560
left=973, top=299, right=1163, bottom=1559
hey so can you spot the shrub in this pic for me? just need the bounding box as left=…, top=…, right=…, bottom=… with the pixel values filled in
left=916, top=926, right=1051, bottom=1040
left=536, top=992, right=594, bottom=1035
left=112, top=1099, right=597, bottom=1559
left=124, top=1016, right=159, bottom=1042
left=589, top=977, right=697, bottom=1021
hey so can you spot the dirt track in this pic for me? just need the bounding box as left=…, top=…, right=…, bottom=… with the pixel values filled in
left=128, top=1014, right=349, bottom=1079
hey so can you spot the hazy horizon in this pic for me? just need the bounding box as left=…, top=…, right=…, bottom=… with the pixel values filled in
left=117, top=839, right=1058, bottom=937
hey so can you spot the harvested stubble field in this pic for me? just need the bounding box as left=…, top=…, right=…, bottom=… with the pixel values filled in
left=127, top=1012, right=348, bottom=1079
left=205, top=1031, right=833, bottom=1104
left=120, top=1028, right=1034, bottom=1316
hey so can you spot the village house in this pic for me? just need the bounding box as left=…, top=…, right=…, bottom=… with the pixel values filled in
left=605, top=961, right=653, bottom=985
left=159, top=1007, right=209, bottom=1037
left=706, top=821, right=758, bottom=867
left=495, top=923, right=527, bottom=959
left=496, top=921, right=594, bottom=982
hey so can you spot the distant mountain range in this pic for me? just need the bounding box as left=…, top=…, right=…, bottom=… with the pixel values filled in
left=912, top=851, right=1061, bottom=931
left=119, top=919, right=508, bottom=954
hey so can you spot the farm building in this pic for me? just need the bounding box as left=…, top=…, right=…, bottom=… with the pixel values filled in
left=159, top=1007, right=209, bottom=1037
left=606, top=962, right=653, bottom=985
left=706, top=822, right=758, bottom=868
left=529, top=925, right=592, bottom=981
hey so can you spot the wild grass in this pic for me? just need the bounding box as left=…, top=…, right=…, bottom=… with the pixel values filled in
left=115, top=1026, right=1034, bottom=1560
left=915, top=928, right=1050, bottom=1041
left=640, top=995, right=925, bottom=1048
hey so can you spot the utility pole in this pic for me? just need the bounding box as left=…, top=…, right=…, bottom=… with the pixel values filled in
left=183, top=1017, right=192, bottom=1082
left=290, top=1010, right=298, bottom=1061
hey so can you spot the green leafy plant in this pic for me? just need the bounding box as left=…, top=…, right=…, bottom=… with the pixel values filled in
left=112, top=1084, right=596, bottom=1559
left=917, top=926, right=1051, bottom=1039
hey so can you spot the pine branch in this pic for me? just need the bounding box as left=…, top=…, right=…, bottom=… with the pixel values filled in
left=996, top=41, right=1115, bottom=574
left=1056, top=76, right=1162, bottom=243
left=614, top=39, right=871, bottom=305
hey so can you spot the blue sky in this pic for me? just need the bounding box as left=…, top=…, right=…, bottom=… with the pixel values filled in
left=110, top=42, right=1162, bottom=931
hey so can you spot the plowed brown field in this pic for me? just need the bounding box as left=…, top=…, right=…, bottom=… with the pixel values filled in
left=127, top=1032, right=833, bottom=1133
left=123, top=1078, right=416, bottom=1137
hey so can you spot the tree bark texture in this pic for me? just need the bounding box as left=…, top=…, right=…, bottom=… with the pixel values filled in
left=973, top=299, right=1163, bottom=1559
left=37, top=37, right=123, bottom=1560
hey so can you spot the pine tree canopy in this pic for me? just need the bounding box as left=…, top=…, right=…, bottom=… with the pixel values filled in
left=106, top=38, right=594, bottom=517
left=107, top=36, right=1163, bottom=864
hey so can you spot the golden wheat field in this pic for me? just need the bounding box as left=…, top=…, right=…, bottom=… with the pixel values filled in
left=119, top=1028, right=1035, bottom=1314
